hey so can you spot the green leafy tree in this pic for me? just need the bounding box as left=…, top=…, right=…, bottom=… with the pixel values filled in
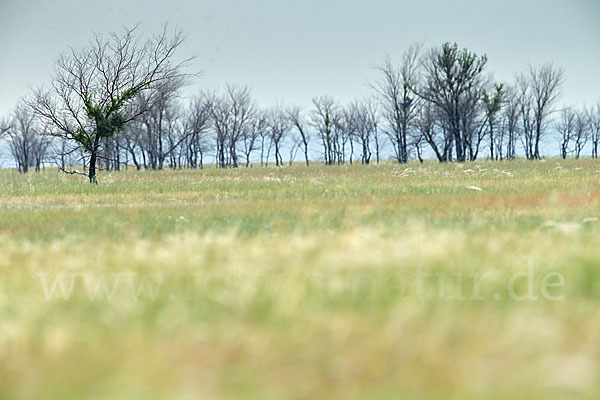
left=418, top=43, right=488, bottom=162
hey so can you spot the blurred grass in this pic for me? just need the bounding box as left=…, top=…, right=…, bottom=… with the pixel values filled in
left=0, top=159, right=599, bottom=399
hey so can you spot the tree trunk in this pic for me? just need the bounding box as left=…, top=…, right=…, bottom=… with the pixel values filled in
left=88, top=151, right=98, bottom=184
left=304, top=144, right=309, bottom=167
left=88, top=134, right=101, bottom=184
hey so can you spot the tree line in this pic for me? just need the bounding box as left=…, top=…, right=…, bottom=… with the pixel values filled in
left=1, top=28, right=599, bottom=182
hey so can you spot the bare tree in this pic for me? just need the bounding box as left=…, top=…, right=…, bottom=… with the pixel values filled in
left=415, top=101, right=452, bottom=162
left=258, top=125, right=269, bottom=166
left=184, top=92, right=213, bottom=168
left=266, top=105, right=290, bottom=167
left=6, top=102, right=50, bottom=173
left=499, top=86, right=520, bottom=160
left=0, top=118, right=12, bottom=169
left=516, top=63, right=564, bottom=160
left=165, top=104, right=187, bottom=169
left=311, top=95, right=339, bottom=165
left=555, top=107, right=576, bottom=159
left=365, top=99, right=383, bottom=164
left=411, top=127, right=426, bottom=163
left=137, top=77, right=189, bottom=170
left=121, top=121, right=146, bottom=169
left=340, top=106, right=354, bottom=164
left=287, top=132, right=302, bottom=166
left=286, top=105, right=311, bottom=166
left=210, top=84, right=255, bottom=168
left=48, top=136, right=78, bottom=171
left=588, top=102, right=600, bottom=158
left=572, top=110, right=589, bottom=159
left=27, top=26, right=191, bottom=183
left=461, top=90, right=488, bottom=161
left=0, top=120, right=10, bottom=139
left=240, top=110, right=266, bottom=167
left=372, top=44, right=421, bottom=163
left=516, top=78, right=535, bottom=159
left=345, top=99, right=377, bottom=164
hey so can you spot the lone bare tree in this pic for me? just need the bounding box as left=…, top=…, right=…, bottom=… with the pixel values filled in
left=286, top=106, right=310, bottom=167
left=240, top=110, right=266, bottom=167
left=555, top=107, right=576, bottom=159
left=27, top=25, right=190, bottom=183
left=516, top=63, right=564, bottom=160
left=266, top=105, right=290, bottom=167
left=373, top=45, right=421, bottom=163
left=572, top=110, right=589, bottom=159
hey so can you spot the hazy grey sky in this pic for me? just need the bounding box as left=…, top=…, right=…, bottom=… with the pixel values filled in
left=1, top=0, right=599, bottom=115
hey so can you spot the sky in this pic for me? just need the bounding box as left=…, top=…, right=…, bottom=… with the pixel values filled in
left=1, top=0, right=599, bottom=116
left=0, top=0, right=599, bottom=165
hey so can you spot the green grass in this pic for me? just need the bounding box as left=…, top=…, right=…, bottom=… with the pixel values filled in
left=1, top=159, right=600, bottom=399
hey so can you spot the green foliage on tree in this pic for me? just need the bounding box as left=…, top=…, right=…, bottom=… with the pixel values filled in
left=419, top=42, right=488, bottom=161
left=483, top=84, right=504, bottom=118
left=436, top=43, right=488, bottom=92
left=75, top=84, right=146, bottom=153
left=483, top=83, right=505, bottom=159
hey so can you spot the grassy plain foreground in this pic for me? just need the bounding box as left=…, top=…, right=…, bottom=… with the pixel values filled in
left=1, top=160, right=600, bottom=399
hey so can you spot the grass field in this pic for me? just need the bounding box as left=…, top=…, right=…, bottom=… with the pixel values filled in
left=1, top=159, right=600, bottom=399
